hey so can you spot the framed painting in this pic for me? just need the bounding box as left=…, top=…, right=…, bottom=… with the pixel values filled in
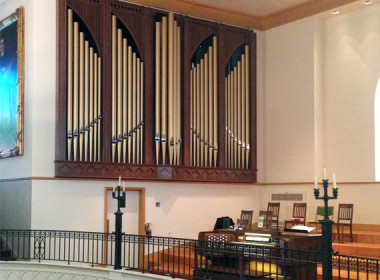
left=0, top=7, right=24, bottom=158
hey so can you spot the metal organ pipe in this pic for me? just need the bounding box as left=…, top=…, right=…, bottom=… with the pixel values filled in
left=155, top=13, right=182, bottom=165
left=225, top=45, right=250, bottom=169
left=190, top=36, right=218, bottom=167
left=66, top=9, right=102, bottom=162
left=110, top=15, right=144, bottom=164
left=65, top=9, right=251, bottom=173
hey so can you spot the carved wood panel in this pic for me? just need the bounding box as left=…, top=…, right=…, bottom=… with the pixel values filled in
left=56, top=0, right=257, bottom=183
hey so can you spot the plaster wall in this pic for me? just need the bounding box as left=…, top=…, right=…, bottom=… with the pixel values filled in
left=323, top=4, right=380, bottom=181
left=258, top=183, right=380, bottom=225
left=263, top=17, right=316, bottom=183
left=29, top=0, right=56, bottom=177
left=259, top=4, right=380, bottom=225
left=31, top=179, right=259, bottom=239
left=0, top=180, right=31, bottom=229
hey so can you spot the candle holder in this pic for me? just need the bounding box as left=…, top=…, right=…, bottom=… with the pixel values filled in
left=112, top=182, right=126, bottom=270
left=314, top=179, right=338, bottom=280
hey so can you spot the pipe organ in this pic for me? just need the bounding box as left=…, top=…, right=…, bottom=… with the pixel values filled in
left=225, top=45, right=250, bottom=169
left=66, top=9, right=102, bottom=162
left=155, top=13, right=182, bottom=166
left=58, top=0, right=256, bottom=183
left=190, top=36, right=218, bottom=168
left=111, top=15, right=144, bottom=164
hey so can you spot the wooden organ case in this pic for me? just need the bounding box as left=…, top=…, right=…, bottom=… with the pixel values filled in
left=56, top=0, right=257, bottom=183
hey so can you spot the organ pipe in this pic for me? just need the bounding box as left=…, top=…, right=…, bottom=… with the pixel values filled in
left=155, top=13, right=181, bottom=165
left=225, top=45, right=250, bottom=169
left=155, top=21, right=161, bottom=164
left=110, top=15, right=144, bottom=164
left=84, top=41, right=89, bottom=162
left=67, top=9, right=73, bottom=160
left=73, top=22, right=79, bottom=161
left=65, top=9, right=252, bottom=173
left=190, top=36, right=218, bottom=167
left=111, top=15, right=117, bottom=162
left=66, top=9, right=102, bottom=163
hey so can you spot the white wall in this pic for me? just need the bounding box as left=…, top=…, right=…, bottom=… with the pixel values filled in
left=259, top=4, right=380, bottom=224
left=314, top=18, right=324, bottom=175
left=0, top=180, right=31, bottom=229
left=255, top=30, right=266, bottom=183
left=323, top=4, right=380, bottom=181
left=0, top=0, right=56, bottom=179
left=29, top=0, right=56, bottom=177
left=263, top=17, right=316, bottom=183
left=31, top=179, right=259, bottom=239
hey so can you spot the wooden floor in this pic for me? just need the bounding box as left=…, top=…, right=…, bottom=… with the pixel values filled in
left=317, top=266, right=379, bottom=280
left=332, top=230, right=380, bottom=258
left=327, top=228, right=380, bottom=279
left=147, top=227, right=380, bottom=280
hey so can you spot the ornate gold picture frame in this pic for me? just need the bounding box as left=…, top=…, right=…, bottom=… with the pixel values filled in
left=0, top=7, right=24, bottom=158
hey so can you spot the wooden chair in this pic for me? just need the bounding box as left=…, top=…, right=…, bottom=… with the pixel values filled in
left=237, top=210, right=253, bottom=230
left=258, top=211, right=273, bottom=229
left=284, top=203, right=307, bottom=229
left=335, top=204, right=354, bottom=243
left=267, top=202, right=280, bottom=229
left=309, top=206, right=334, bottom=232
left=310, top=206, right=334, bottom=222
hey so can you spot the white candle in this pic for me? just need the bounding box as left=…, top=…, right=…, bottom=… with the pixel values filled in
left=314, top=174, right=318, bottom=189
left=332, top=173, right=337, bottom=188
left=123, top=181, right=126, bottom=192
left=118, top=175, right=121, bottom=186
left=323, top=168, right=327, bottom=180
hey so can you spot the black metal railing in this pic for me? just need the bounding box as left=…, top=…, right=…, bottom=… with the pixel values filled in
left=1, top=229, right=379, bottom=280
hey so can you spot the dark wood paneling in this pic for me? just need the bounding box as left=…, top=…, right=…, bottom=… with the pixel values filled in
left=67, top=0, right=102, bottom=52
left=55, top=160, right=256, bottom=183
left=183, top=16, right=218, bottom=167
left=56, top=0, right=257, bottom=183
left=217, top=24, right=252, bottom=170
left=182, top=16, right=191, bottom=167
left=56, top=0, right=68, bottom=161
left=142, top=7, right=155, bottom=165
left=216, top=23, right=226, bottom=168
left=110, top=1, right=145, bottom=58
left=249, top=31, right=257, bottom=171
left=100, top=0, right=111, bottom=162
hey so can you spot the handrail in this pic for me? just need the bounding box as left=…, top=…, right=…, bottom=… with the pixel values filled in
left=1, top=229, right=379, bottom=280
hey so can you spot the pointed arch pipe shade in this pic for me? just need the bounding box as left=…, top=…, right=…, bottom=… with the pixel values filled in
left=56, top=0, right=257, bottom=183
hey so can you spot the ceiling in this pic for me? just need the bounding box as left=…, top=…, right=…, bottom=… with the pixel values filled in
left=1, top=0, right=378, bottom=30
left=126, top=0, right=379, bottom=30
left=182, top=0, right=316, bottom=18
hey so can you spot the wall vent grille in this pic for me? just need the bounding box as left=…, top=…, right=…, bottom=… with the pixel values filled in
left=271, top=193, right=303, bottom=201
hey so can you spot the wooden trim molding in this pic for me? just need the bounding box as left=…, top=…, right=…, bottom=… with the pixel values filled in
left=104, top=186, right=145, bottom=236
left=124, top=0, right=360, bottom=31
left=104, top=186, right=145, bottom=266
left=261, top=0, right=359, bottom=30
left=55, top=160, right=257, bottom=183
left=2, top=177, right=380, bottom=186
left=122, top=0, right=263, bottom=30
